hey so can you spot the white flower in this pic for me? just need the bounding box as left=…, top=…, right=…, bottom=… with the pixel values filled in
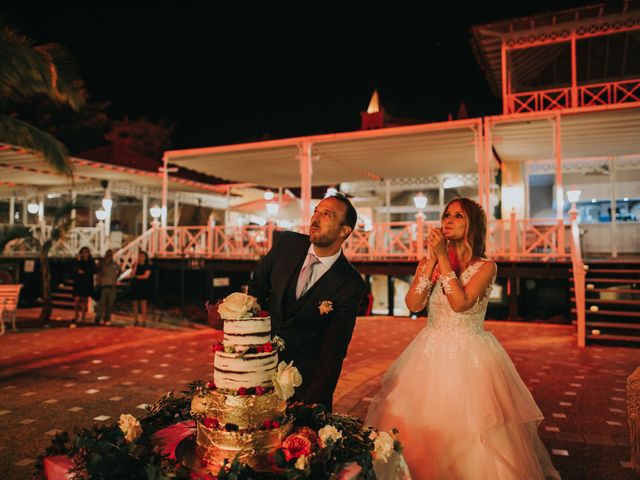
left=190, top=395, right=208, bottom=416
left=295, top=454, right=310, bottom=473
left=373, top=431, right=395, bottom=463
left=218, top=292, right=259, bottom=319
left=318, top=425, right=342, bottom=447
left=118, top=414, right=142, bottom=444
left=273, top=361, right=302, bottom=401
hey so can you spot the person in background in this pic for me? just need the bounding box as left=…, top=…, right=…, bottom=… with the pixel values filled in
left=94, top=249, right=120, bottom=325
left=129, top=251, right=151, bottom=327
left=71, top=246, right=96, bottom=327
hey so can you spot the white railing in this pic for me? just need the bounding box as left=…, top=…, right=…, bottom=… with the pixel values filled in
left=110, top=216, right=574, bottom=263
left=113, top=227, right=156, bottom=272
left=568, top=209, right=587, bottom=348
left=487, top=214, right=570, bottom=261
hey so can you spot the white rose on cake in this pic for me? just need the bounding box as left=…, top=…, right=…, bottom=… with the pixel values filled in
left=118, top=414, right=142, bottom=443
left=273, top=361, right=302, bottom=401
left=218, top=292, right=259, bottom=319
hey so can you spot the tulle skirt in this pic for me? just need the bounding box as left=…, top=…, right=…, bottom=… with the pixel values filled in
left=365, top=327, right=561, bottom=480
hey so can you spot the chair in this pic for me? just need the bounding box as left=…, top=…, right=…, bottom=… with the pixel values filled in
left=0, top=284, right=23, bottom=335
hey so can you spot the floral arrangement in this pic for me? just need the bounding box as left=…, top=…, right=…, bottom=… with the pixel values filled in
left=36, top=385, right=402, bottom=480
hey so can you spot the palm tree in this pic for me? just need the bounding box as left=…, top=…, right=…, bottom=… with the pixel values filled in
left=0, top=17, right=86, bottom=174
left=0, top=203, right=77, bottom=324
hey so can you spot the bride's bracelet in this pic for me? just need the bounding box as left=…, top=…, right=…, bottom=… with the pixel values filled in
left=414, top=274, right=432, bottom=297
left=440, top=271, right=458, bottom=295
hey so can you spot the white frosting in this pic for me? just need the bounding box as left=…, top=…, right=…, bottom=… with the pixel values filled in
left=214, top=351, right=277, bottom=389
left=224, top=317, right=271, bottom=335
left=223, top=332, right=270, bottom=347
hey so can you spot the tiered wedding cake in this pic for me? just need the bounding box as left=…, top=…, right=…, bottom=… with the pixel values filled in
left=191, top=293, right=301, bottom=471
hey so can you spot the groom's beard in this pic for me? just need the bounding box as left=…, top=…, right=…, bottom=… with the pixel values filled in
left=309, top=228, right=339, bottom=249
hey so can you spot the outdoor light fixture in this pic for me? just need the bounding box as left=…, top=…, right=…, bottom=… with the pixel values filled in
left=413, top=192, right=427, bottom=210
left=266, top=202, right=279, bottom=216
left=149, top=205, right=162, bottom=219
left=325, top=187, right=338, bottom=197
left=263, top=190, right=274, bottom=201
left=566, top=189, right=581, bottom=204
left=95, top=209, right=107, bottom=221
left=27, top=203, right=39, bottom=215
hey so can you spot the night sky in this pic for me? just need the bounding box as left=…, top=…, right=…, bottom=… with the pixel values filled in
left=4, top=2, right=596, bottom=150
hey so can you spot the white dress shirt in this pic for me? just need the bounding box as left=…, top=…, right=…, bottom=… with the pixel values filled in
left=299, top=244, right=341, bottom=294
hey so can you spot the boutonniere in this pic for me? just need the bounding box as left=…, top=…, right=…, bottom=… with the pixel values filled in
left=318, top=300, right=333, bottom=315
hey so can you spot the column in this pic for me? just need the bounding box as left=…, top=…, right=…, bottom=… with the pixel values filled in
left=610, top=157, right=618, bottom=258
left=9, top=195, right=15, bottom=225
left=298, top=142, right=313, bottom=226
left=142, top=189, right=148, bottom=234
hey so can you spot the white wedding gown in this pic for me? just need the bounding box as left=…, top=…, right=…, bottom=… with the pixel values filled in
left=366, top=260, right=560, bottom=479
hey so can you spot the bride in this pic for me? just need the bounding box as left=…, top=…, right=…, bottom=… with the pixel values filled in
left=365, top=198, right=560, bottom=479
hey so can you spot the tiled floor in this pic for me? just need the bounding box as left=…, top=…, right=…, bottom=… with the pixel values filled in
left=0, top=317, right=638, bottom=479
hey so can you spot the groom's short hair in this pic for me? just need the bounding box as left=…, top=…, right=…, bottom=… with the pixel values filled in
left=328, top=192, right=357, bottom=232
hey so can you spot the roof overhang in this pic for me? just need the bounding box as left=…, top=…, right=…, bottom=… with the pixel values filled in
left=165, top=119, right=483, bottom=188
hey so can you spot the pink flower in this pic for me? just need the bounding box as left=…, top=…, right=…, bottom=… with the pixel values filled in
left=255, top=386, right=266, bottom=396
left=282, top=433, right=312, bottom=460
left=297, top=426, right=319, bottom=448
left=262, top=342, right=273, bottom=353
left=206, top=380, right=216, bottom=390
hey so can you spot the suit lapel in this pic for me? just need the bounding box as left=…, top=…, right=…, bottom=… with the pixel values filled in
left=290, top=253, right=350, bottom=320
left=275, top=239, right=309, bottom=315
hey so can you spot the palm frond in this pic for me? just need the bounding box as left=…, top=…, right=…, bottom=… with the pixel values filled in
left=0, top=225, right=32, bottom=252
left=0, top=115, right=73, bottom=175
left=51, top=201, right=78, bottom=239
left=0, top=25, right=85, bottom=110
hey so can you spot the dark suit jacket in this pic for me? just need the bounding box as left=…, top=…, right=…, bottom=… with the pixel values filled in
left=248, top=231, right=367, bottom=410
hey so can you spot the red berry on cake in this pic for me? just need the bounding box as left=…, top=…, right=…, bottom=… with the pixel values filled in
left=237, top=387, right=247, bottom=396
left=257, top=310, right=270, bottom=317
left=203, top=417, right=219, bottom=429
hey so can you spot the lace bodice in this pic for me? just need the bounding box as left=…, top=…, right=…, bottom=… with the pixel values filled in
left=426, top=259, right=495, bottom=337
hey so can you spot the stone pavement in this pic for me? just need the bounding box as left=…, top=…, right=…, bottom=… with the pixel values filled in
left=0, top=316, right=638, bottom=479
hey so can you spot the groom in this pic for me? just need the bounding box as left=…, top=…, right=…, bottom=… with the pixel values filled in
left=248, top=193, right=367, bottom=411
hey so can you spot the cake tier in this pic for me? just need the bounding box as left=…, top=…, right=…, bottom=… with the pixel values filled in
left=222, top=316, right=271, bottom=347
left=199, top=389, right=286, bottom=429
left=196, top=421, right=292, bottom=472
left=214, top=350, right=278, bottom=389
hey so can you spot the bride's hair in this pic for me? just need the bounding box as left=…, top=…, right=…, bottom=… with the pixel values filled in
left=442, top=198, right=487, bottom=264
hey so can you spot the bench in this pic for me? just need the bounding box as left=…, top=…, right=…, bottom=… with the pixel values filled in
left=0, top=284, right=22, bottom=335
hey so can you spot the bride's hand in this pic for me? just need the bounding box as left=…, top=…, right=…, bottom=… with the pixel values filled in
left=427, top=228, right=447, bottom=258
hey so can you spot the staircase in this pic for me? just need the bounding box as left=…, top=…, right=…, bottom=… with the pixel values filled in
left=572, top=261, right=640, bottom=344
left=51, top=280, right=75, bottom=310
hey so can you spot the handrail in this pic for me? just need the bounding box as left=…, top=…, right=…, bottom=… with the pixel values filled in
left=113, top=227, right=156, bottom=272
left=568, top=209, right=587, bottom=348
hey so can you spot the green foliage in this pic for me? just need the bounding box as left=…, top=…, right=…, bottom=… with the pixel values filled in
left=0, top=18, right=84, bottom=174
left=36, top=384, right=399, bottom=480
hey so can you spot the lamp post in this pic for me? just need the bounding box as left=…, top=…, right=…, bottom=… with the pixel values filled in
left=149, top=205, right=162, bottom=256
left=95, top=209, right=107, bottom=255
left=413, top=192, right=427, bottom=259
left=567, top=189, right=581, bottom=219
left=102, top=194, right=113, bottom=248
